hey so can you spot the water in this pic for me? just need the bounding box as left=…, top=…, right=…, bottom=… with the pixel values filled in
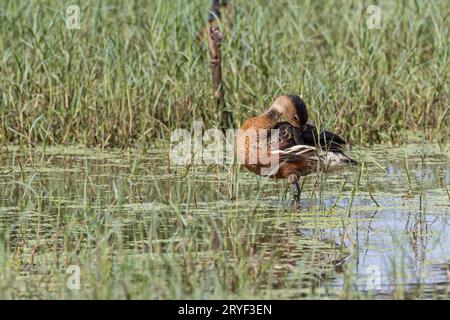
left=0, top=144, right=448, bottom=299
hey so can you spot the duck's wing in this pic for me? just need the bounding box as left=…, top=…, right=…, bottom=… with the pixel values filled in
left=271, top=122, right=348, bottom=162
left=270, top=122, right=317, bottom=162
left=271, top=122, right=302, bottom=150
left=301, top=123, right=347, bottom=152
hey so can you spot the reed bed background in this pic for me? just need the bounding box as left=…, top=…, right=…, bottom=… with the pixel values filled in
left=0, top=0, right=448, bottom=148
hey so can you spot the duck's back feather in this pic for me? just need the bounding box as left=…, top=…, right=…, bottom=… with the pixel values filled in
left=272, top=122, right=346, bottom=152
left=270, top=122, right=357, bottom=168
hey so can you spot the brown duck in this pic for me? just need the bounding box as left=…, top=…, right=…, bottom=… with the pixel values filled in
left=238, top=95, right=357, bottom=200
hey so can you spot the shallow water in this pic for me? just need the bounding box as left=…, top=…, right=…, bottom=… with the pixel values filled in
left=0, top=144, right=448, bottom=299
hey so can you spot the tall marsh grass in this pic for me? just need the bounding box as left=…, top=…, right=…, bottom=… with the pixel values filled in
left=0, top=0, right=448, bottom=147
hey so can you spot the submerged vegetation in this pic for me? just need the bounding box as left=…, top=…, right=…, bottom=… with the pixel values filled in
left=0, top=0, right=449, bottom=147
left=0, top=144, right=448, bottom=299
left=0, top=0, right=449, bottom=300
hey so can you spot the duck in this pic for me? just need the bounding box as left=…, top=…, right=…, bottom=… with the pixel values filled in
left=238, top=95, right=357, bottom=201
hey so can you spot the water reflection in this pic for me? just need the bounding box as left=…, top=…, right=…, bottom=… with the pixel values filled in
left=0, top=144, right=448, bottom=298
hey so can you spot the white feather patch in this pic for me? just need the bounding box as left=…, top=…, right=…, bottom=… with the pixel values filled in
left=271, top=145, right=356, bottom=171
left=272, top=145, right=316, bottom=155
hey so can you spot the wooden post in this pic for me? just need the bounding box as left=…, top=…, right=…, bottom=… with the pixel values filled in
left=208, top=0, right=233, bottom=130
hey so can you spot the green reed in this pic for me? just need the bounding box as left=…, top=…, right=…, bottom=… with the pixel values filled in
left=0, top=0, right=449, bottom=148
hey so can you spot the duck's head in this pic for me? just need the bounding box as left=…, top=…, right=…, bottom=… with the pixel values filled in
left=270, top=95, right=308, bottom=127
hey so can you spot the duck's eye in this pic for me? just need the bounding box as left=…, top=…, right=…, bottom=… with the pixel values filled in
left=294, top=114, right=299, bottom=121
